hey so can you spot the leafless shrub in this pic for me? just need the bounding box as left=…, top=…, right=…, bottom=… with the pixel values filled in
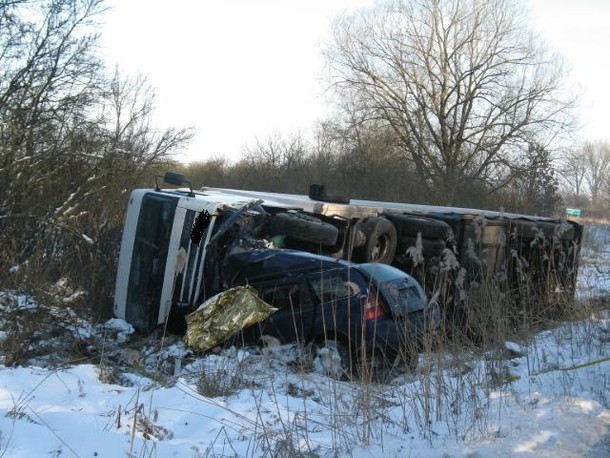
left=195, top=357, right=251, bottom=398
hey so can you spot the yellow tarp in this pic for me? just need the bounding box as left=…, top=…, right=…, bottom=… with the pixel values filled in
left=184, top=285, right=278, bottom=352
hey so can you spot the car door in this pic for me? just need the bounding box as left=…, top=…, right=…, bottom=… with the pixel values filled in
left=250, top=276, right=318, bottom=344
left=306, top=268, right=365, bottom=343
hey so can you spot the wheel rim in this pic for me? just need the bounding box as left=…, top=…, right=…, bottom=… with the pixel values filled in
left=372, top=234, right=390, bottom=261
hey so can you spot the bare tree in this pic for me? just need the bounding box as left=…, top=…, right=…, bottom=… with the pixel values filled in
left=0, top=1, right=192, bottom=310
left=314, top=114, right=420, bottom=201
left=241, top=133, right=312, bottom=192
left=602, top=173, right=610, bottom=210
left=559, top=147, right=588, bottom=204
left=101, top=69, right=194, bottom=165
left=185, top=157, right=230, bottom=188
left=581, top=141, right=610, bottom=207
left=1, top=0, right=106, bottom=236
left=324, top=0, right=575, bottom=205
left=0, top=0, right=105, bottom=158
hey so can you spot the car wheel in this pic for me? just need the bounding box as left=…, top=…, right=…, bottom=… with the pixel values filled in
left=357, top=217, right=397, bottom=264
left=268, top=212, right=339, bottom=246
left=313, top=340, right=352, bottom=380
left=363, top=345, right=399, bottom=383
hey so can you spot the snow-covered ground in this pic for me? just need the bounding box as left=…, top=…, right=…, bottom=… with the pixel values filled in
left=0, top=225, right=608, bottom=457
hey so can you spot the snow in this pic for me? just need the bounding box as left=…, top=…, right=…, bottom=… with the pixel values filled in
left=0, top=226, right=609, bottom=457
left=0, top=291, right=37, bottom=311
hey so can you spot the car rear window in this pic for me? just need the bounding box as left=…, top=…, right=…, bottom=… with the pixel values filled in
left=379, top=279, right=424, bottom=315
left=357, top=263, right=425, bottom=315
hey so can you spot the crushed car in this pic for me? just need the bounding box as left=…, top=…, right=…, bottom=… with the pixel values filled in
left=216, top=248, right=440, bottom=376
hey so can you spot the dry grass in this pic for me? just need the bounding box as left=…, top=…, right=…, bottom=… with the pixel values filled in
left=0, top=221, right=607, bottom=457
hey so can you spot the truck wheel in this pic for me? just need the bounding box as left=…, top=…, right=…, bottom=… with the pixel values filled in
left=268, top=212, right=339, bottom=246
left=386, top=214, right=450, bottom=240
left=358, top=217, right=397, bottom=264
left=399, top=236, right=447, bottom=258
left=535, top=221, right=575, bottom=241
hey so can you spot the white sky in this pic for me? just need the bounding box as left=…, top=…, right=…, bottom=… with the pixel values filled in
left=528, top=0, right=610, bottom=142
left=100, top=0, right=610, bottom=163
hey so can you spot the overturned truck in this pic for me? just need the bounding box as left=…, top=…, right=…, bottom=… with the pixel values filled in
left=114, top=172, right=582, bottom=335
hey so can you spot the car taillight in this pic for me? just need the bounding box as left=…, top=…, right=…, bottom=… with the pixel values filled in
left=364, top=292, right=387, bottom=321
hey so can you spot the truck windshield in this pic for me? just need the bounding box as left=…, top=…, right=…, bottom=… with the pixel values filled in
left=126, top=193, right=178, bottom=330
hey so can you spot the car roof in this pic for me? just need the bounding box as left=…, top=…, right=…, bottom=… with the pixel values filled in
left=225, top=248, right=351, bottom=284
left=356, top=263, right=413, bottom=281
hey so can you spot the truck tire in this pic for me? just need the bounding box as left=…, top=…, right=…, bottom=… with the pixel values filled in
left=399, top=236, right=447, bottom=258
left=268, top=212, right=339, bottom=246
left=357, top=217, right=397, bottom=264
left=535, top=221, right=575, bottom=241
left=385, top=214, right=451, bottom=240
left=508, top=220, right=539, bottom=241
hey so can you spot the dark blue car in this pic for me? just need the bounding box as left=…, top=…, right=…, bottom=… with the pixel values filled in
left=223, top=248, right=440, bottom=378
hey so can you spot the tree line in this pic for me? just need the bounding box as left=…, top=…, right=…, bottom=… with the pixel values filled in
left=182, top=126, right=567, bottom=216
left=0, top=0, right=606, bottom=317
left=0, top=0, right=192, bottom=311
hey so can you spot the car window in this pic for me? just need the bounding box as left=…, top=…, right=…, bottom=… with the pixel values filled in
left=357, top=263, right=426, bottom=315
left=308, top=269, right=362, bottom=303
left=379, top=279, right=424, bottom=315
left=259, top=282, right=313, bottom=311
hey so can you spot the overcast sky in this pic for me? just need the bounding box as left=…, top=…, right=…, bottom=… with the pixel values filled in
left=100, top=0, right=610, bottom=163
